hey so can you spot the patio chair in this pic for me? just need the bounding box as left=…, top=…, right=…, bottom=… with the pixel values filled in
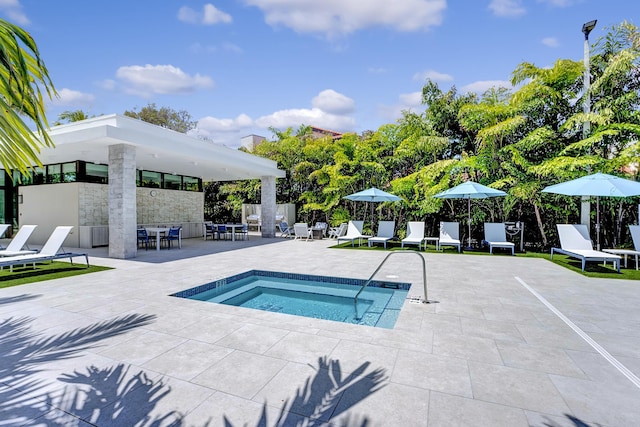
left=328, top=222, right=347, bottom=239
left=137, top=228, right=150, bottom=250
left=551, top=224, right=621, bottom=272
left=0, top=225, right=37, bottom=256
left=483, top=222, right=515, bottom=255
left=162, top=226, right=182, bottom=249
left=337, top=220, right=369, bottom=247
left=602, top=224, right=640, bottom=270
left=439, top=222, right=461, bottom=252
left=293, top=223, right=312, bottom=241
left=401, top=221, right=425, bottom=250
left=216, top=224, right=229, bottom=240
left=0, top=226, right=89, bottom=272
left=204, top=223, right=217, bottom=240
left=368, top=221, right=395, bottom=249
left=278, top=221, right=294, bottom=238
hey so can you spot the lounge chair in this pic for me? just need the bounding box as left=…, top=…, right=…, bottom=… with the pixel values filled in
left=401, top=221, right=425, bottom=250
left=0, top=225, right=38, bottom=256
left=484, top=222, right=515, bottom=255
left=328, top=222, right=347, bottom=239
left=278, top=221, right=294, bottom=238
left=439, top=222, right=461, bottom=252
left=551, top=224, right=620, bottom=272
left=0, top=226, right=89, bottom=272
left=0, top=224, right=9, bottom=241
left=603, top=225, right=640, bottom=270
left=337, top=220, right=369, bottom=247
left=293, top=223, right=312, bottom=241
left=368, top=221, right=395, bottom=249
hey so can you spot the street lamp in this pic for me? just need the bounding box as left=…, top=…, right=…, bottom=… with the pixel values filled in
left=581, top=19, right=597, bottom=242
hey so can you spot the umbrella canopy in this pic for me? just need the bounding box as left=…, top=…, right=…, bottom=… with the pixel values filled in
left=344, top=187, right=401, bottom=230
left=433, top=181, right=507, bottom=248
left=542, top=172, right=640, bottom=250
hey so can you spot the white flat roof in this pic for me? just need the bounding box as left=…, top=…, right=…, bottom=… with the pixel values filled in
left=38, top=114, right=285, bottom=181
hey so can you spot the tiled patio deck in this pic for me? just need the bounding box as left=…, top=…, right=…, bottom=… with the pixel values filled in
left=1, top=234, right=639, bottom=426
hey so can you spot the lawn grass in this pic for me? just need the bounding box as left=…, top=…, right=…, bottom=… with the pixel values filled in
left=330, top=239, right=640, bottom=280
left=0, top=261, right=112, bottom=289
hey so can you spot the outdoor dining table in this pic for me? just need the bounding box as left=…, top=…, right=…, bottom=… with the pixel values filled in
left=146, top=227, right=170, bottom=251
left=216, top=224, right=245, bottom=241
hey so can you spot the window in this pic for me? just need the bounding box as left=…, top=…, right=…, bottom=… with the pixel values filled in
left=85, top=163, right=108, bottom=184
left=183, top=176, right=201, bottom=192
left=62, top=162, right=77, bottom=182
left=46, top=164, right=61, bottom=183
left=163, top=173, right=181, bottom=190
left=140, top=171, right=161, bottom=188
left=32, top=167, right=45, bottom=185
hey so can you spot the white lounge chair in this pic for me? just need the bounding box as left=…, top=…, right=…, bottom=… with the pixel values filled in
left=337, top=220, right=369, bottom=247
left=293, top=223, right=312, bottom=241
left=0, top=226, right=89, bottom=272
left=439, top=222, right=461, bottom=252
left=603, top=225, right=640, bottom=270
left=328, top=222, right=347, bottom=239
left=484, top=222, right=515, bottom=255
left=401, top=221, right=425, bottom=250
left=368, top=221, right=395, bottom=249
left=0, top=224, right=10, bottom=242
left=0, top=225, right=38, bottom=257
left=551, top=224, right=620, bottom=272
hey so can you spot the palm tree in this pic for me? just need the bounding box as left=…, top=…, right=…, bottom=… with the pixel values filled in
left=0, top=18, right=57, bottom=175
left=54, top=109, right=91, bottom=126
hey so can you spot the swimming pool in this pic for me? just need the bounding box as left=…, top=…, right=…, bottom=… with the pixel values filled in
left=172, top=270, right=411, bottom=328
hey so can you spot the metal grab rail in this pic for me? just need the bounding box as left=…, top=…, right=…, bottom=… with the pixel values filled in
left=354, top=251, right=429, bottom=304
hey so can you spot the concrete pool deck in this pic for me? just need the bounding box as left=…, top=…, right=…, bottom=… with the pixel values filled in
left=1, top=234, right=639, bottom=426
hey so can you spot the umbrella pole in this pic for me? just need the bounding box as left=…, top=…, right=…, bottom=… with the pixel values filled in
left=596, top=196, right=600, bottom=251
left=468, top=196, right=472, bottom=249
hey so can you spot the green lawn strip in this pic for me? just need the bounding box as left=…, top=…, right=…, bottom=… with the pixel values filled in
left=330, top=240, right=638, bottom=279
left=0, top=261, right=112, bottom=289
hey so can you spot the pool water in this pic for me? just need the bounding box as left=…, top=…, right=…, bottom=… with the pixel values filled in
left=172, top=270, right=410, bottom=328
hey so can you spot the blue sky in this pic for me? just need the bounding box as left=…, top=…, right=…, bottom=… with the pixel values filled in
left=2, top=1, right=637, bottom=147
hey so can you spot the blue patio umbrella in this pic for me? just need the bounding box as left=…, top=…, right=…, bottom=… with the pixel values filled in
left=433, top=181, right=507, bottom=248
left=344, top=187, right=401, bottom=230
left=542, top=172, right=640, bottom=250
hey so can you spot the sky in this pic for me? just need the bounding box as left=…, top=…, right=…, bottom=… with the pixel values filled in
left=1, top=0, right=638, bottom=148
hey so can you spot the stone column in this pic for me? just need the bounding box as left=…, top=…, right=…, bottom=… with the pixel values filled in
left=260, top=175, right=276, bottom=238
left=108, top=144, right=137, bottom=258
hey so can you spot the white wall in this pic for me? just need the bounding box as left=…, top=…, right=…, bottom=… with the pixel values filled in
left=19, top=183, right=80, bottom=246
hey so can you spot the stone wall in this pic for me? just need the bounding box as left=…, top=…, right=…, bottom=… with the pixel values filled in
left=136, top=187, right=204, bottom=224
left=79, top=183, right=109, bottom=226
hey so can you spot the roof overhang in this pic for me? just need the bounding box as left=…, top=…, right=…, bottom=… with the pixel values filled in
left=38, top=114, right=285, bottom=181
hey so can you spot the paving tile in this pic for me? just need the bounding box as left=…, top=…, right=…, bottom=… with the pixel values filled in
left=427, top=391, right=529, bottom=427
left=496, top=341, right=587, bottom=378
left=213, top=323, right=290, bottom=354
left=468, top=361, right=571, bottom=416
left=432, top=332, right=503, bottom=364
left=327, top=339, right=399, bottom=377
left=459, top=317, right=525, bottom=343
left=391, top=350, right=472, bottom=398
left=96, top=330, right=187, bottom=366
left=264, top=331, right=339, bottom=364
left=515, top=323, right=596, bottom=352
left=142, top=340, right=234, bottom=380
left=191, top=350, right=286, bottom=399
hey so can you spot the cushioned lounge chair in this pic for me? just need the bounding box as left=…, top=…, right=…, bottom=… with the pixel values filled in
left=278, top=221, right=294, bottom=238
left=0, top=225, right=37, bottom=256
left=551, top=224, right=620, bottom=272
left=337, top=220, right=369, bottom=247
left=328, top=223, right=347, bottom=239
left=0, top=226, right=89, bottom=272
left=439, top=222, right=461, bottom=252
left=484, top=222, right=515, bottom=255
left=401, top=221, right=425, bottom=250
left=603, top=225, right=640, bottom=270
left=368, top=221, right=395, bottom=249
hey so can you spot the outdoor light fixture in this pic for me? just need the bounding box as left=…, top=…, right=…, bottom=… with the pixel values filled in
left=582, top=19, right=597, bottom=39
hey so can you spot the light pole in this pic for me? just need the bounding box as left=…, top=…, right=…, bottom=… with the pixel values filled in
left=580, top=19, right=597, bottom=242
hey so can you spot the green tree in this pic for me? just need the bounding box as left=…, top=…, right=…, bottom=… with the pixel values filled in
left=53, top=109, right=92, bottom=125
left=0, top=19, right=57, bottom=175
left=124, top=103, right=196, bottom=133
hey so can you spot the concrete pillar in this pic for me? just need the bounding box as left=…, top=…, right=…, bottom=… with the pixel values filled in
left=260, top=176, right=276, bottom=238
left=108, top=144, right=137, bottom=259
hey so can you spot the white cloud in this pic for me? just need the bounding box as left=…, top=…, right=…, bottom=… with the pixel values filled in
left=243, top=0, right=446, bottom=37
left=538, top=0, right=575, bottom=6
left=198, top=114, right=254, bottom=133
left=377, top=91, right=423, bottom=123
left=542, top=37, right=559, bottom=48
left=178, top=4, right=232, bottom=25
left=50, top=88, right=95, bottom=106
left=413, top=69, right=454, bottom=82
left=461, top=80, right=512, bottom=94
left=312, top=89, right=355, bottom=115
left=113, top=64, right=215, bottom=96
left=488, top=0, right=526, bottom=18
left=255, top=108, right=356, bottom=132
left=0, top=0, right=29, bottom=25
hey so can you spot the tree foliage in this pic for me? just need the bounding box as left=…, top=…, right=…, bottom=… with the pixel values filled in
left=0, top=19, right=56, bottom=175
left=124, top=103, right=196, bottom=133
